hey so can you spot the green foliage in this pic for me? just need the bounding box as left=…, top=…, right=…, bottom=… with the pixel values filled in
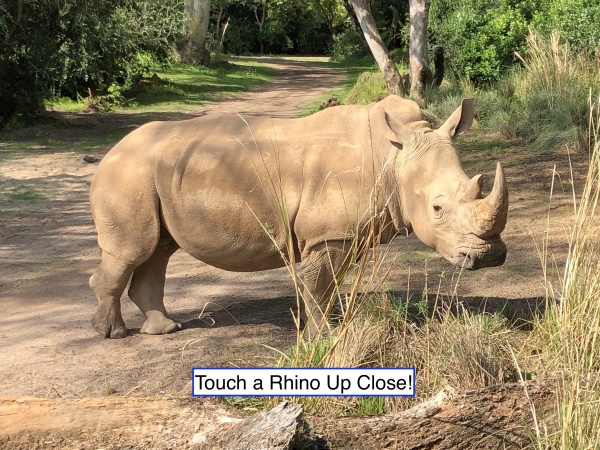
left=345, top=71, right=388, bottom=104
left=329, top=28, right=368, bottom=62
left=220, top=11, right=258, bottom=55
left=430, top=0, right=539, bottom=84
left=532, top=0, right=600, bottom=54
left=423, top=32, right=598, bottom=151
left=0, top=0, right=183, bottom=128
left=506, top=33, right=598, bottom=151
left=218, top=1, right=331, bottom=55
left=371, top=0, right=409, bottom=50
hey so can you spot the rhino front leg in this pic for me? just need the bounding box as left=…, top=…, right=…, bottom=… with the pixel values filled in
left=128, top=239, right=181, bottom=335
left=300, top=241, right=350, bottom=338
left=90, top=252, right=136, bottom=339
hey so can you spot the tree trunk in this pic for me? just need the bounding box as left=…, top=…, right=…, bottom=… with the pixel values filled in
left=340, top=0, right=370, bottom=54
left=181, top=0, right=211, bottom=65
left=408, top=0, right=433, bottom=99
left=351, top=0, right=405, bottom=97
left=253, top=1, right=268, bottom=55
left=433, top=45, right=445, bottom=86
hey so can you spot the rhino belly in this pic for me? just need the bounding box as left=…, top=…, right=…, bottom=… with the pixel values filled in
left=159, top=184, right=293, bottom=272
left=153, top=124, right=303, bottom=272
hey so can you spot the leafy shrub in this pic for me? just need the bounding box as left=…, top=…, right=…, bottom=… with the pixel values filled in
left=222, top=17, right=258, bottom=55
left=329, top=28, right=368, bottom=63
left=424, top=32, right=598, bottom=151
left=0, top=0, right=183, bottom=128
left=429, top=0, right=538, bottom=84
left=345, top=71, right=388, bottom=105
left=532, top=0, right=600, bottom=54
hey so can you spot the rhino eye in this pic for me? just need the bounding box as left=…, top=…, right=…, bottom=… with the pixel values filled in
left=432, top=204, right=443, bottom=217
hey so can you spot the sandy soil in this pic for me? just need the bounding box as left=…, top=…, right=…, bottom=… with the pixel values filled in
left=0, top=57, right=587, bottom=447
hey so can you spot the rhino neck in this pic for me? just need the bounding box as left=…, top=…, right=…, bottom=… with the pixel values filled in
left=379, top=147, right=413, bottom=237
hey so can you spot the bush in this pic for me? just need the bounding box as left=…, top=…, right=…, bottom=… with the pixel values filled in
left=429, top=0, right=538, bottom=84
left=532, top=0, right=600, bottom=54
left=424, top=32, right=598, bottom=151
left=329, top=28, right=368, bottom=63
left=0, top=0, right=183, bottom=128
left=498, top=32, right=598, bottom=150
left=345, top=71, right=388, bottom=105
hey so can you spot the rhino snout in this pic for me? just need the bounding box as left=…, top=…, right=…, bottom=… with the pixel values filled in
left=452, top=240, right=507, bottom=270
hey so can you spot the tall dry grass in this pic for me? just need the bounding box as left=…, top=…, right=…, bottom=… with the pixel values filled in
left=507, top=32, right=600, bottom=151
left=425, top=31, right=599, bottom=152
left=528, top=98, right=600, bottom=448
left=268, top=217, right=518, bottom=415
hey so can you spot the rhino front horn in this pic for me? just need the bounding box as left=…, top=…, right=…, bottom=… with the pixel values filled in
left=472, top=162, right=508, bottom=237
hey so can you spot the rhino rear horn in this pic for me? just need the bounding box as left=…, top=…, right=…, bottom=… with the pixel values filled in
left=471, top=162, right=508, bottom=236
left=462, top=174, right=483, bottom=200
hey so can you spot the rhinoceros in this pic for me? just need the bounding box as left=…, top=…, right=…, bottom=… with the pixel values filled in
left=89, top=95, right=508, bottom=338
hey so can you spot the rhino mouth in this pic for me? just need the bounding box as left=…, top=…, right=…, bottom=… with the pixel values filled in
left=449, top=240, right=507, bottom=270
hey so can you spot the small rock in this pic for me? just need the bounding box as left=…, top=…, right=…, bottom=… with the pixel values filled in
left=83, top=155, right=101, bottom=163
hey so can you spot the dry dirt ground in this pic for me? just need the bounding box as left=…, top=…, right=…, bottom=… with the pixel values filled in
left=0, top=57, right=588, bottom=448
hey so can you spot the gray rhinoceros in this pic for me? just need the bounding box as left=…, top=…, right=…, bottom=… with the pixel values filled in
left=89, top=95, right=508, bottom=338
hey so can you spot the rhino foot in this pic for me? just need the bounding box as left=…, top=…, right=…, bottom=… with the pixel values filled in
left=140, top=313, right=182, bottom=335
left=91, top=311, right=128, bottom=339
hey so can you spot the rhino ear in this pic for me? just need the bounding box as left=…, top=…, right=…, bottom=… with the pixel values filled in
left=373, top=107, right=415, bottom=146
left=439, top=98, right=474, bottom=138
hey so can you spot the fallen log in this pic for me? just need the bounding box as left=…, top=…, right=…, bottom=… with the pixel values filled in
left=196, top=401, right=325, bottom=450
left=311, top=378, right=557, bottom=449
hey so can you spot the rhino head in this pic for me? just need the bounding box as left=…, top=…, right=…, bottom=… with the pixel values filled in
left=378, top=98, right=508, bottom=270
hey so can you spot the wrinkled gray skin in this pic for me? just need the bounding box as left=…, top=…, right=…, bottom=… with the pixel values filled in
left=89, top=96, right=508, bottom=338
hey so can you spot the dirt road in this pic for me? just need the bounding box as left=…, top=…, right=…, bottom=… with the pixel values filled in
left=0, top=58, right=348, bottom=400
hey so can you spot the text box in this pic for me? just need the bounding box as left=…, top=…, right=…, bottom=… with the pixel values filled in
left=192, top=368, right=415, bottom=397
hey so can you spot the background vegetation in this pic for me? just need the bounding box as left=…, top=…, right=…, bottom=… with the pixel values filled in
left=3, top=0, right=599, bottom=130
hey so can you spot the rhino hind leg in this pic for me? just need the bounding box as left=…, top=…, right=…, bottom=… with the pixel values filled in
left=128, top=238, right=181, bottom=335
left=90, top=252, right=137, bottom=338
left=300, top=241, right=351, bottom=338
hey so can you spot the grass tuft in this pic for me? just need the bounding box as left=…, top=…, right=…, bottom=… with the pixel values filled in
left=526, top=98, right=600, bottom=449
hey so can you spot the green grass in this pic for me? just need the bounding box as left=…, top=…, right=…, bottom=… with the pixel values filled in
left=458, top=135, right=514, bottom=156
left=394, top=250, right=437, bottom=262
left=47, top=97, right=87, bottom=112
left=0, top=129, right=130, bottom=163
left=47, top=59, right=273, bottom=114
left=0, top=184, right=47, bottom=204
left=297, top=56, right=378, bottom=116
left=134, top=61, right=272, bottom=111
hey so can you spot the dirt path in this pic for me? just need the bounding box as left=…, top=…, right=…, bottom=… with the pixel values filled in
left=0, top=57, right=586, bottom=447
left=0, top=58, right=348, bottom=400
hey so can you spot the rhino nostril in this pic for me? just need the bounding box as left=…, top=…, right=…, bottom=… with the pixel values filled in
left=459, top=252, right=474, bottom=268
